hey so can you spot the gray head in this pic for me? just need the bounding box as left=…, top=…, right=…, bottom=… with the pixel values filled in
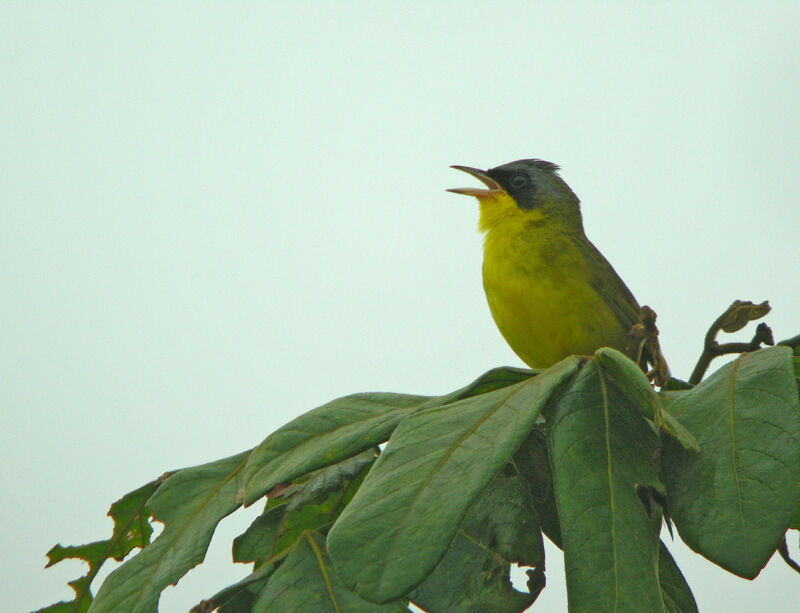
left=483, top=159, right=580, bottom=210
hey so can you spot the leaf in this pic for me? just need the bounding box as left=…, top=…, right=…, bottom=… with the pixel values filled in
left=221, top=452, right=377, bottom=610
left=438, top=365, right=537, bottom=399
left=192, top=564, right=275, bottom=613
left=718, top=300, right=770, bottom=333
left=88, top=451, right=249, bottom=613
left=662, top=378, right=694, bottom=391
left=232, top=503, right=285, bottom=564
left=327, top=357, right=580, bottom=603
left=595, top=348, right=699, bottom=451
left=35, top=481, right=159, bottom=613
left=218, top=586, right=262, bottom=613
left=513, top=427, right=561, bottom=547
left=33, top=603, right=88, bottom=613
left=658, top=541, right=698, bottom=613
left=234, top=458, right=370, bottom=564
left=547, top=360, right=665, bottom=613
left=409, top=475, right=544, bottom=613
left=243, top=367, right=535, bottom=506
left=283, top=448, right=377, bottom=512
left=251, top=533, right=408, bottom=612
left=661, top=346, right=800, bottom=578
left=243, top=393, right=426, bottom=505
left=47, top=481, right=157, bottom=567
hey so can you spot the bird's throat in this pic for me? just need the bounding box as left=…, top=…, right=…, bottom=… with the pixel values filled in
left=477, top=192, right=544, bottom=234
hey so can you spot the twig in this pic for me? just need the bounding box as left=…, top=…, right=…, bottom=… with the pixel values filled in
left=628, top=306, right=670, bottom=387
left=688, top=301, right=774, bottom=385
left=641, top=306, right=670, bottom=387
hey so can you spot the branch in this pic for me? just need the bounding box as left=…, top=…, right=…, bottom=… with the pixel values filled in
left=688, top=301, right=773, bottom=385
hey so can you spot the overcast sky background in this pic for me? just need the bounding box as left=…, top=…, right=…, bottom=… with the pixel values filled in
left=3, top=3, right=799, bottom=612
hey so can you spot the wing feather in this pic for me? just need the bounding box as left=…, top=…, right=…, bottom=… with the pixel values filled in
left=575, top=235, right=650, bottom=366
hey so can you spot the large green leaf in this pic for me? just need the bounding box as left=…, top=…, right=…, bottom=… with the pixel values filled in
left=409, top=475, right=544, bottom=613
left=88, top=452, right=248, bottom=613
left=658, top=541, right=697, bottom=613
left=547, top=360, right=665, bottom=613
left=243, top=367, right=535, bottom=505
left=327, top=357, right=580, bottom=603
left=252, top=533, right=407, bottom=612
left=661, top=346, right=800, bottom=578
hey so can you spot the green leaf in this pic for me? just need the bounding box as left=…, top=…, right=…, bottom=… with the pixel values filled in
left=194, top=563, right=275, bottom=613
left=234, top=458, right=370, bottom=564
left=218, top=586, right=262, bottom=613
left=512, top=428, right=561, bottom=547
left=34, top=603, right=89, bottom=613
left=243, top=392, right=427, bottom=505
left=232, top=503, right=285, bottom=564
left=89, top=451, right=249, bottom=613
left=327, top=357, right=580, bottom=603
left=220, top=451, right=378, bottom=609
left=658, top=542, right=698, bottom=613
left=661, top=346, right=800, bottom=578
left=662, top=378, right=694, bottom=391
left=547, top=360, right=665, bottom=613
left=36, top=481, right=159, bottom=613
left=595, top=348, right=699, bottom=451
left=409, top=475, right=544, bottom=613
left=791, top=502, right=800, bottom=531
left=283, top=448, right=377, bottom=512
left=439, top=365, right=537, bottom=398
left=243, top=367, right=535, bottom=506
left=252, top=533, right=407, bottom=612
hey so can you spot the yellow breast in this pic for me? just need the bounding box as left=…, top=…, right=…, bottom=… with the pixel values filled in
left=480, top=200, right=629, bottom=369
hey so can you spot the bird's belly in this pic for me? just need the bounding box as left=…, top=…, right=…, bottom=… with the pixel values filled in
left=483, top=263, right=628, bottom=369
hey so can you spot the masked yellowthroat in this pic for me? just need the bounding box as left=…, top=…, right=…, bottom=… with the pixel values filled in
left=449, top=159, right=644, bottom=369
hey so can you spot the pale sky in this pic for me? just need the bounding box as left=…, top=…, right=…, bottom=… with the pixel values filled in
left=3, top=3, right=799, bottom=612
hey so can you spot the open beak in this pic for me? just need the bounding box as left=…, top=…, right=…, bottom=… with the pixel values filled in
left=447, top=165, right=502, bottom=197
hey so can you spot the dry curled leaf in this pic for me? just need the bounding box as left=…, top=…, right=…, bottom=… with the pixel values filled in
left=719, top=300, right=770, bottom=333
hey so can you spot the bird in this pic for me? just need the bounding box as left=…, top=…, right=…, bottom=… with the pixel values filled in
left=448, top=159, right=647, bottom=370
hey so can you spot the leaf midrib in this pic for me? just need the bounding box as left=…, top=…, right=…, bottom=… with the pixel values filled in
left=596, top=361, right=620, bottom=613
left=727, top=357, right=746, bottom=533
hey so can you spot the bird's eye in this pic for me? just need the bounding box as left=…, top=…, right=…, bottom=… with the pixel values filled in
left=510, top=175, right=527, bottom=189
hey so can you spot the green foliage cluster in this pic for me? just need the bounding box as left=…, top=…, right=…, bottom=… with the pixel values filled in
left=37, top=346, right=800, bottom=613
